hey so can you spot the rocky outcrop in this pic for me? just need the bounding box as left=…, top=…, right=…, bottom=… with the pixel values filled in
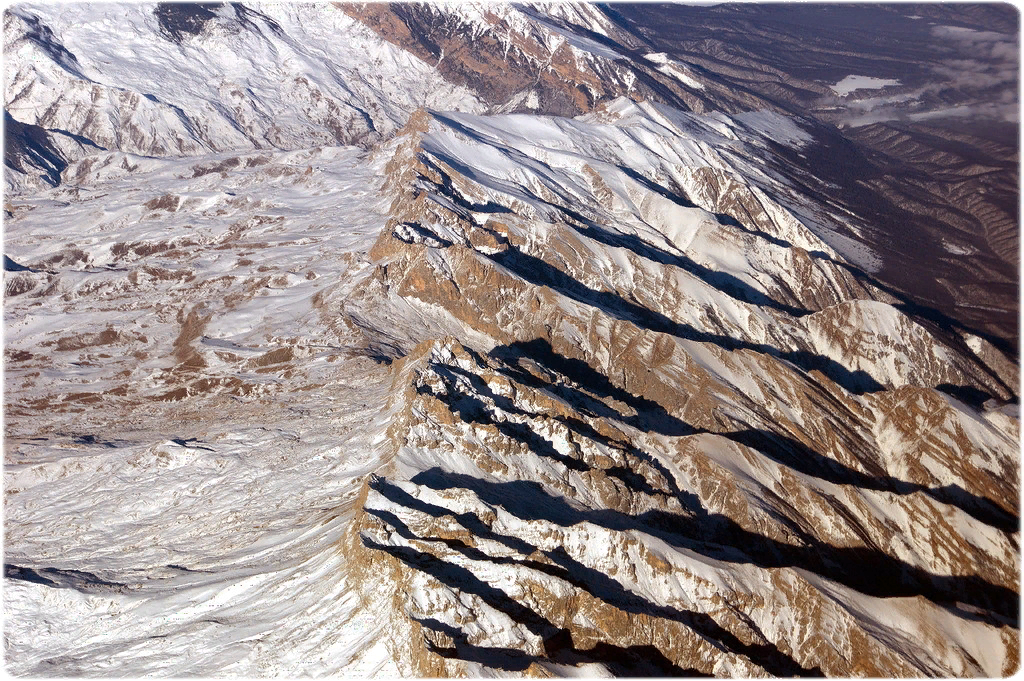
left=351, top=331, right=1017, bottom=676
left=339, top=101, right=1019, bottom=676
left=3, top=3, right=1017, bottom=677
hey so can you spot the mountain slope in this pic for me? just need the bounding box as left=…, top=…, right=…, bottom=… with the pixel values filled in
left=4, top=2, right=485, bottom=186
left=3, top=2, right=1018, bottom=677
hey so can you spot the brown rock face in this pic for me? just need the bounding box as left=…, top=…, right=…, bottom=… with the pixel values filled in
left=339, top=4, right=603, bottom=117
left=336, top=3, right=715, bottom=119
left=356, top=330, right=1017, bottom=676
left=4, top=4, right=1016, bottom=677
left=343, top=106, right=1019, bottom=676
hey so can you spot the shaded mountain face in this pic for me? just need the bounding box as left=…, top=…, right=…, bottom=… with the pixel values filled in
left=3, top=110, right=67, bottom=187
left=605, top=2, right=1020, bottom=354
left=3, top=3, right=1018, bottom=678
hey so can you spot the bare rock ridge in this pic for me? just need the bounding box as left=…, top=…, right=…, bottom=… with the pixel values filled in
left=2, top=2, right=1018, bottom=677
left=338, top=103, right=1018, bottom=676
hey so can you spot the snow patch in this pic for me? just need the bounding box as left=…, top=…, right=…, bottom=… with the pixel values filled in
left=830, top=75, right=901, bottom=96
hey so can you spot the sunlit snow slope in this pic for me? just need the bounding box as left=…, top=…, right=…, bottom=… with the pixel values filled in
left=4, top=2, right=1019, bottom=678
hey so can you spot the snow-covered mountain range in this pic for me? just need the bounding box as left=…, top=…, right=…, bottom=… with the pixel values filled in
left=4, top=2, right=1018, bottom=677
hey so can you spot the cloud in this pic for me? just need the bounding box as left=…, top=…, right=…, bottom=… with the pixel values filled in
left=928, top=24, right=1018, bottom=88
left=845, top=90, right=924, bottom=111
left=908, top=102, right=1018, bottom=124
left=931, top=60, right=1017, bottom=89
left=840, top=110, right=907, bottom=127
left=930, top=25, right=1012, bottom=43
left=832, top=24, right=1018, bottom=127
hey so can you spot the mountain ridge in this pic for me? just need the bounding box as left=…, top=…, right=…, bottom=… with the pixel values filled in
left=3, top=2, right=1018, bottom=676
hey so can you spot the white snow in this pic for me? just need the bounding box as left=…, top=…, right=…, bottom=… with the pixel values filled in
left=4, top=2, right=487, bottom=183
left=644, top=53, right=705, bottom=90
left=942, top=240, right=976, bottom=255
left=4, top=4, right=1017, bottom=677
left=3, top=142, right=410, bottom=675
left=733, top=110, right=813, bottom=148
left=830, top=75, right=902, bottom=96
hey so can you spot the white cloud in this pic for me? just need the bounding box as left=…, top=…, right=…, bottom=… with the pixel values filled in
left=832, top=24, right=1018, bottom=127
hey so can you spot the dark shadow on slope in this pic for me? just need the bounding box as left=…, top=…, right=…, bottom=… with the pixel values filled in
left=935, top=384, right=996, bottom=410
left=426, top=361, right=690, bottom=503
left=490, top=339, right=696, bottom=437
left=12, top=11, right=87, bottom=79
left=408, top=468, right=1018, bottom=628
left=504, top=158, right=812, bottom=319
left=155, top=3, right=222, bottom=44
left=924, top=483, right=1019, bottom=536
left=613, top=163, right=696, bottom=209
left=418, top=153, right=516, bottom=216
left=416, top=613, right=708, bottom=676
left=487, top=338, right=1017, bottom=533
left=393, top=221, right=455, bottom=248
left=562, top=213, right=811, bottom=317
left=414, top=616, right=537, bottom=672
left=713, top=211, right=796, bottom=251
left=487, top=245, right=884, bottom=394
left=366, top=506, right=575, bottom=584
left=4, top=255, right=36, bottom=272
left=721, top=429, right=1019, bottom=533
left=72, top=434, right=118, bottom=448
left=368, top=474, right=530, bottom=544
left=427, top=111, right=813, bottom=319
left=813, top=252, right=1018, bottom=393
left=603, top=163, right=802, bottom=252
left=4, top=111, right=67, bottom=187
left=4, top=565, right=127, bottom=593
left=231, top=3, right=286, bottom=38
left=415, top=381, right=589, bottom=474
left=428, top=112, right=523, bottom=160
left=366, top=505, right=812, bottom=676
left=170, top=437, right=216, bottom=452
left=432, top=106, right=799, bottom=264
left=540, top=544, right=813, bottom=676
left=48, top=127, right=106, bottom=151
left=4, top=564, right=60, bottom=587
left=360, top=536, right=560, bottom=639
left=516, top=4, right=646, bottom=60
left=364, top=522, right=786, bottom=671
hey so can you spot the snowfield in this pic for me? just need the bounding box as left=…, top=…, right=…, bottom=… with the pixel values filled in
left=4, top=146, right=411, bottom=675
left=4, top=2, right=1018, bottom=677
left=830, top=75, right=902, bottom=96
